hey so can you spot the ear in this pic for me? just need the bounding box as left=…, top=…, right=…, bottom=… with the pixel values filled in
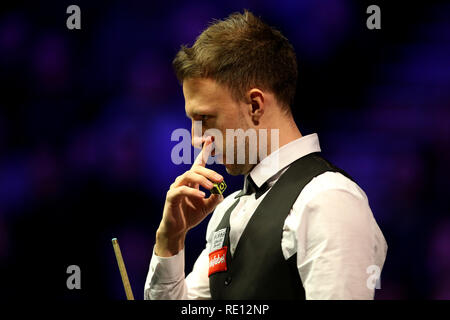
left=246, top=88, right=265, bottom=126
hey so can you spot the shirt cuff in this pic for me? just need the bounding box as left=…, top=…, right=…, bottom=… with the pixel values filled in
left=150, top=247, right=185, bottom=283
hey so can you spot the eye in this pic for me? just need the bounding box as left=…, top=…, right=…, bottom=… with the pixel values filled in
left=201, top=115, right=210, bottom=122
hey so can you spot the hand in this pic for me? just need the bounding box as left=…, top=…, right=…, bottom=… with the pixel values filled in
left=155, top=136, right=224, bottom=256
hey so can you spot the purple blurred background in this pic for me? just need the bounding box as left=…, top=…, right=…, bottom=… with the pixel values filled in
left=0, top=0, right=449, bottom=300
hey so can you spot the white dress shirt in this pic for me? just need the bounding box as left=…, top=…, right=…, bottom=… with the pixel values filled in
left=144, top=133, right=388, bottom=300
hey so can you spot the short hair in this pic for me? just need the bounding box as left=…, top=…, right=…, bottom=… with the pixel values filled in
left=172, top=10, right=298, bottom=113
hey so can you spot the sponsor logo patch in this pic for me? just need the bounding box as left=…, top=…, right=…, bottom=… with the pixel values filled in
left=208, top=246, right=227, bottom=276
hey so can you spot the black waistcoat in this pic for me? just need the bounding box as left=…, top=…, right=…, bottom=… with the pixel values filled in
left=209, top=152, right=354, bottom=300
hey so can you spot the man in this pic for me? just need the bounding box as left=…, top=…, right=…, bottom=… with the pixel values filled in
left=144, top=10, right=387, bottom=300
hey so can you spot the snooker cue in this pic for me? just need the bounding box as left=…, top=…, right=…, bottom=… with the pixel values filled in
left=112, top=238, right=135, bottom=300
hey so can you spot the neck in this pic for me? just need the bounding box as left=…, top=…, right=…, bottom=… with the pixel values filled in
left=278, top=118, right=302, bottom=148
left=264, top=114, right=302, bottom=157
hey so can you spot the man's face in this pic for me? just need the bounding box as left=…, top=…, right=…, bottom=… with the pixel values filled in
left=183, top=78, right=255, bottom=176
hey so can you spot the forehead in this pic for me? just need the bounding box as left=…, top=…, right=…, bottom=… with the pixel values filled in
left=183, top=78, right=234, bottom=116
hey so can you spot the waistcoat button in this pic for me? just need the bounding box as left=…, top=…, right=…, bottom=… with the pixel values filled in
left=224, top=276, right=232, bottom=286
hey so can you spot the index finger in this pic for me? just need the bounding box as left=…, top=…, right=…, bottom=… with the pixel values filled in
left=193, top=136, right=213, bottom=168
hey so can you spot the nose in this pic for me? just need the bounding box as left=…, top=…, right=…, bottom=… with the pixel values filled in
left=191, top=120, right=204, bottom=148
left=191, top=134, right=214, bottom=149
left=192, top=120, right=216, bottom=148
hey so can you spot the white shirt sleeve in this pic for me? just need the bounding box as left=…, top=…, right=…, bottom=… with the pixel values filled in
left=144, top=247, right=188, bottom=300
left=144, top=192, right=238, bottom=300
left=143, top=244, right=212, bottom=300
left=296, top=187, right=388, bottom=300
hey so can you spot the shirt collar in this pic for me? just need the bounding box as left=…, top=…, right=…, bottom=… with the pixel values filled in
left=248, top=133, right=321, bottom=188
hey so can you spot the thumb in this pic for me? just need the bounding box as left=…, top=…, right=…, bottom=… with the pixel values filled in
left=202, top=194, right=224, bottom=215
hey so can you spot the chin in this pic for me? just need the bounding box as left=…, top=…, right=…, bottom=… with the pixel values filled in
left=224, top=163, right=251, bottom=176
